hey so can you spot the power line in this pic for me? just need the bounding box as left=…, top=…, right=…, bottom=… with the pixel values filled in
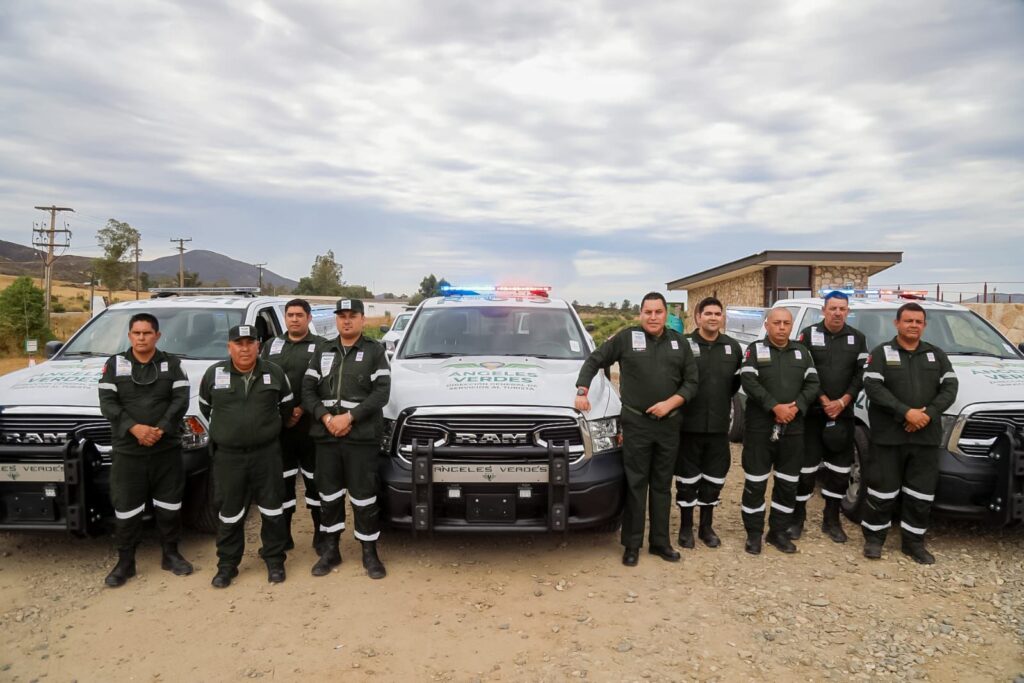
left=32, top=205, right=74, bottom=325
left=170, top=237, right=192, bottom=288
left=254, top=263, right=267, bottom=293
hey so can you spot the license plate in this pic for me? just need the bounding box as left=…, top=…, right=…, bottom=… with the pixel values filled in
left=0, top=463, right=66, bottom=483
left=432, top=463, right=549, bottom=483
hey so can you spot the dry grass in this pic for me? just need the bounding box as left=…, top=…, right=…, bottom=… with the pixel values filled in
left=0, top=273, right=141, bottom=312
left=0, top=356, right=38, bottom=377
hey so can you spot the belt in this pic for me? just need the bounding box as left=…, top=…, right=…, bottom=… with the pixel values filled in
left=622, top=404, right=680, bottom=421
left=216, top=439, right=277, bottom=454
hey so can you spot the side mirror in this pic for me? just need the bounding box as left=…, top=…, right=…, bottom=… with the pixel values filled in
left=585, top=323, right=595, bottom=332
left=44, top=340, right=63, bottom=358
left=379, top=325, right=389, bottom=334
left=1018, top=342, right=1024, bottom=355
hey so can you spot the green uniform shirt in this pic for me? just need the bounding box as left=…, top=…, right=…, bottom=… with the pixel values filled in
left=862, top=337, right=959, bottom=446
left=302, top=335, right=391, bottom=444
left=576, top=326, right=699, bottom=417
left=797, top=322, right=868, bottom=418
left=681, top=331, right=744, bottom=434
left=198, top=357, right=294, bottom=450
left=739, top=338, right=820, bottom=435
left=260, top=331, right=324, bottom=430
left=98, top=349, right=191, bottom=455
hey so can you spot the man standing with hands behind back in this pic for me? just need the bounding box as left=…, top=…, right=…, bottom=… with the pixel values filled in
left=575, top=292, right=699, bottom=567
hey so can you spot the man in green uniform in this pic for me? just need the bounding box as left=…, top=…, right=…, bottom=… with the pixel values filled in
left=260, top=298, right=324, bottom=550
left=675, top=297, right=743, bottom=550
left=793, top=291, right=868, bottom=543
left=576, top=292, right=699, bottom=566
left=861, top=302, right=958, bottom=564
left=98, top=312, right=193, bottom=587
left=739, top=307, right=820, bottom=555
left=302, top=298, right=391, bottom=580
left=199, top=324, right=294, bottom=588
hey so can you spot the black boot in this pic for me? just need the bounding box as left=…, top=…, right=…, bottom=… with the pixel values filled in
left=104, top=548, right=137, bottom=588
left=361, top=541, right=387, bottom=579
left=901, top=538, right=935, bottom=565
left=677, top=507, right=695, bottom=549
left=821, top=499, right=848, bottom=543
left=863, top=538, right=883, bottom=559
left=766, top=528, right=797, bottom=554
left=211, top=566, right=238, bottom=588
left=161, top=543, right=194, bottom=576
left=311, top=544, right=342, bottom=577
left=697, top=507, right=721, bottom=548
left=310, top=508, right=324, bottom=549
left=282, top=510, right=295, bottom=551
left=744, top=531, right=762, bottom=555
left=267, top=563, right=286, bottom=584
left=787, top=501, right=806, bottom=540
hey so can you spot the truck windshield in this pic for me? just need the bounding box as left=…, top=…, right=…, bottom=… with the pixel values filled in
left=392, top=314, right=412, bottom=332
left=59, top=308, right=245, bottom=360
left=399, top=306, right=588, bottom=360
left=845, top=309, right=1020, bottom=359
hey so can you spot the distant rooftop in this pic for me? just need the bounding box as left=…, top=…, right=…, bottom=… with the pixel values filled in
left=667, top=250, right=903, bottom=290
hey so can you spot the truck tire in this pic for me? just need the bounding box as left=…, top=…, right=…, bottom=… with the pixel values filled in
left=728, top=395, right=745, bottom=443
left=183, top=468, right=219, bottom=534
left=841, top=424, right=871, bottom=523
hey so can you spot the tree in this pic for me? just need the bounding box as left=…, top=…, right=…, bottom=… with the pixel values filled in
left=596, top=301, right=605, bottom=309
left=93, top=219, right=140, bottom=296
left=408, top=274, right=450, bottom=305
left=620, top=299, right=631, bottom=312
left=294, top=250, right=344, bottom=296
left=0, top=276, right=52, bottom=353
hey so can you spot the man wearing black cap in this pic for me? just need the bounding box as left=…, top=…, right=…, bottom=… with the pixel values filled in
left=793, top=291, right=868, bottom=543
left=98, top=312, right=193, bottom=587
left=260, top=298, right=325, bottom=550
left=199, top=324, right=295, bottom=587
left=302, top=298, right=391, bottom=579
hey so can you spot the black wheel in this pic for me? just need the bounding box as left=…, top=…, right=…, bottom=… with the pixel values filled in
left=841, top=424, right=871, bottom=523
left=728, top=395, right=745, bottom=443
left=183, top=468, right=218, bottom=534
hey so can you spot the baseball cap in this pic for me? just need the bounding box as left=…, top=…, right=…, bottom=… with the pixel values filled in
left=228, top=324, right=257, bottom=341
left=335, top=298, right=365, bottom=314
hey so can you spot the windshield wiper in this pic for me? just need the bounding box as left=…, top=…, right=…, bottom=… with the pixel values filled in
left=403, top=352, right=459, bottom=359
left=952, top=351, right=1005, bottom=358
left=60, top=351, right=108, bottom=357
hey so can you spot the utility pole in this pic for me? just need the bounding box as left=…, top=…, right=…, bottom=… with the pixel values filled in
left=132, top=236, right=142, bottom=299
left=32, top=205, right=74, bottom=325
left=170, top=237, right=192, bottom=287
left=254, top=263, right=267, bottom=293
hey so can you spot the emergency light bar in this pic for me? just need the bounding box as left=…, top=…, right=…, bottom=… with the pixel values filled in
left=816, top=288, right=929, bottom=301
left=440, top=285, right=552, bottom=297
left=149, top=287, right=261, bottom=298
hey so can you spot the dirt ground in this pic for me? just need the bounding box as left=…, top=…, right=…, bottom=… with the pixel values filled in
left=1, top=446, right=1021, bottom=683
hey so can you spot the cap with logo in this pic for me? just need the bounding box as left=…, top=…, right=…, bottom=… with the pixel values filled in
left=228, top=324, right=257, bottom=341
left=335, top=298, right=365, bottom=314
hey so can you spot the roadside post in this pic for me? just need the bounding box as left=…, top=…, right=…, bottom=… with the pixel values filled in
left=26, top=338, right=38, bottom=367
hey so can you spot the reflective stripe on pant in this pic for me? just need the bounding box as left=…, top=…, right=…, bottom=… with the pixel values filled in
left=861, top=443, right=938, bottom=543
left=802, top=414, right=854, bottom=504
left=110, top=447, right=184, bottom=551
left=620, top=411, right=679, bottom=549
left=212, top=442, right=288, bottom=570
left=315, top=440, right=380, bottom=544
left=675, top=432, right=730, bottom=508
left=740, top=432, right=802, bottom=533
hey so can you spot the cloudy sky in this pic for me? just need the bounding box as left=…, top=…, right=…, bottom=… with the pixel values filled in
left=1, top=0, right=1021, bottom=303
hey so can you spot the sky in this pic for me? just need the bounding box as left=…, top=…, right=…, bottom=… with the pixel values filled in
left=1, top=0, right=1022, bottom=304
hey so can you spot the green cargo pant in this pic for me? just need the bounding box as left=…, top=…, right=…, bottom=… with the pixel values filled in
left=620, top=410, right=680, bottom=549
left=314, top=440, right=380, bottom=549
left=212, top=442, right=288, bottom=570
left=109, top=446, right=184, bottom=551
left=741, top=432, right=802, bottom=534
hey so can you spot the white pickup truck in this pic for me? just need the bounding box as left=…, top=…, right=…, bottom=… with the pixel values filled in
left=0, top=289, right=336, bottom=535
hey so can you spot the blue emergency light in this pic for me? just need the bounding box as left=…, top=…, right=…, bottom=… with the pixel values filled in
left=440, top=284, right=552, bottom=298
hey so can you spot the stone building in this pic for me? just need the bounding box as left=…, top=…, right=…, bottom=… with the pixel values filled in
left=667, top=250, right=903, bottom=317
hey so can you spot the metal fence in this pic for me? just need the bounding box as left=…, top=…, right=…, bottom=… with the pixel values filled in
left=872, top=282, right=1024, bottom=304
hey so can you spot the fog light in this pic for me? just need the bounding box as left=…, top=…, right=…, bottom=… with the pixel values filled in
left=518, top=485, right=532, bottom=499
left=447, top=485, right=462, bottom=500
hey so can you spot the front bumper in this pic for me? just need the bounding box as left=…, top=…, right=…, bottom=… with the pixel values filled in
left=380, top=448, right=625, bottom=532
left=934, top=436, right=1022, bottom=525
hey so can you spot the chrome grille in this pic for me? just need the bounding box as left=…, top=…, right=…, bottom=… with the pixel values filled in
left=956, top=410, right=1024, bottom=457
left=397, top=413, right=583, bottom=463
left=0, top=415, right=112, bottom=447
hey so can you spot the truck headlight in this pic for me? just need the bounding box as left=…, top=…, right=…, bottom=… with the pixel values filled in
left=587, top=417, right=620, bottom=453
left=940, top=414, right=957, bottom=450
left=180, top=415, right=209, bottom=450
left=381, top=418, right=397, bottom=453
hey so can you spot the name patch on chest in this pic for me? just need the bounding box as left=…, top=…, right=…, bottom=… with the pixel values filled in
left=263, top=373, right=271, bottom=385
left=926, top=352, right=936, bottom=363
left=670, top=340, right=679, bottom=350
left=811, top=330, right=825, bottom=347
left=756, top=343, right=771, bottom=362
left=214, top=367, right=231, bottom=389
left=631, top=331, right=646, bottom=351
left=847, top=335, right=855, bottom=345
left=688, top=339, right=700, bottom=356
left=883, top=346, right=901, bottom=366
left=269, top=339, right=285, bottom=355
left=355, top=351, right=364, bottom=362
left=115, top=356, right=132, bottom=377
left=724, top=345, right=732, bottom=355
left=320, top=353, right=335, bottom=377
left=794, top=349, right=803, bottom=360
left=160, top=361, right=169, bottom=373
left=307, top=343, right=316, bottom=353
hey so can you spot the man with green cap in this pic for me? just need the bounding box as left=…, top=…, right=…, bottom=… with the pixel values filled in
left=199, top=324, right=294, bottom=588
left=303, top=298, right=391, bottom=580
left=98, top=312, right=193, bottom=587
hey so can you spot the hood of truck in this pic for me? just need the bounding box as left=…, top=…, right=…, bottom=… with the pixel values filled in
left=384, top=356, right=620, bottom=420
left=945, top=355, right=1024, bottom=412
left=0, top=357, right=211, bottom=409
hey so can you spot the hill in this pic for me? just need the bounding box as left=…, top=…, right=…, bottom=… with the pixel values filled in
left=0, top=240, right=297, bottom=291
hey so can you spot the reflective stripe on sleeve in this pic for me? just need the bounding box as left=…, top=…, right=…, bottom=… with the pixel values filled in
left=857, top=353, right=869, bottom=361
left=863, top=371, right=885, bottom=382
left=901, top=486, right=934, bottom=501
left=940, top=372, right=957, bottom=383
left=172, top=380, right=190, bottom=389
left=280, top=393, right=295, bottom=404
left=114, top=503, right=145, bottom=519
left=152, top=499, right=182, bottom=511
left=305, top=368, right=321, bottom=379
left=805, top=367, right=818, bottom=378
left=739, top=366, right=758, bottom=375
left=98, top=382, right=118, bottom=392
left=867, top=487, right=899, bottom=500
left=370, top=369, right=391, bottom=381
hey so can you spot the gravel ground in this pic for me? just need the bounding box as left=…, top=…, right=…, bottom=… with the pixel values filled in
left=1, top=444, right=1022, bottom=682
